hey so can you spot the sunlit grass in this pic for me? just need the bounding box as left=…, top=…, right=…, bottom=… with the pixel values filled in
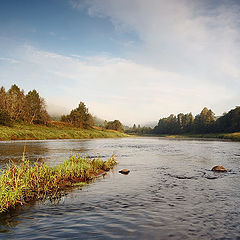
left=0, top=123, right=128, bottom=140
left=0, top=154, right=117, bottom=213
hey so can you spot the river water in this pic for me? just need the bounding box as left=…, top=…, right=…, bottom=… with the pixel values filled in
left=0, top=137, right=240, bottom=239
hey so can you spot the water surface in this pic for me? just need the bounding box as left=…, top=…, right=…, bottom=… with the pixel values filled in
left=0, top=137, right=240, bottom=239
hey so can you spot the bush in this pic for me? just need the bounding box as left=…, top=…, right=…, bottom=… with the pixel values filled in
left=0, top=110, right=12, bottom=126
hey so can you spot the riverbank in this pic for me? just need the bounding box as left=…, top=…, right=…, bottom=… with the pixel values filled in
left=0, top=122, right=128, bottom=141
left=150, top=132, right=240, bottom=141
left=0, top=155, right=117, bottom=213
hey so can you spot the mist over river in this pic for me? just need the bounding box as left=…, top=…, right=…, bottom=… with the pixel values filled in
left=0, top=137, right=240, bottom=239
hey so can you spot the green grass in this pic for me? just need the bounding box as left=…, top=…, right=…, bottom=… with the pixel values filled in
left=0, top=154, right=117, bottom=213
left=0, top=122, right=128, bottom=141
left=155, top=132, right=240, bottom=141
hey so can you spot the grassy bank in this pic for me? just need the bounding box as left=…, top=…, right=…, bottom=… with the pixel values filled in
left=154, top=132, right=240, bottom=141
left=0, top=155, right=117, bottom=213
left=0, top=122, right=128, bottom=141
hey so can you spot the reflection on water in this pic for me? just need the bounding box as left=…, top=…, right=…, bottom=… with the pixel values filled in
left=0, top=139, right=95, bottom=168
left=0, top=137, right=240, bottom=239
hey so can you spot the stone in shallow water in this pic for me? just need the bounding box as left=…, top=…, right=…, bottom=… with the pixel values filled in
left=211, top=165, right=227, bottom=172
left=119, top=169, right=130, bottom=174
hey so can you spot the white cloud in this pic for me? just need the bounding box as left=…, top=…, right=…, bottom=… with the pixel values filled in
left=75, top=0, right=240, bottom=84
left=0, top=44, right=238, bottom=124
left=1, top=1, right=240, bottom=124
left=0, top=57, right=19, bottom=64
left=71, top=0, right=240, bottom=119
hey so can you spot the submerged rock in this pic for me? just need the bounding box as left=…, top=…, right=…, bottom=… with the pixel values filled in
left=119, top=169, right=130, bottom=174
left=211, top=165, right=227, bottom=172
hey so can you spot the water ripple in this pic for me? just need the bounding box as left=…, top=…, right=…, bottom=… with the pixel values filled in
left=0, top=138, right=240, bottom=239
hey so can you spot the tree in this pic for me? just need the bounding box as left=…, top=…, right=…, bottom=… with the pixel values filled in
left=61, top=102, right=93, bottom=128
left=0, top=110, right=12, bottom=126
left=106, top=120, right=124, bottom=132
left=198, top=107, right=215, bottom=133
left=215, top=106, right=240, bottom=132
left=24, top=89, right=50, bottom=124
left=0, top=86, right=7, bottom=110
left=183, top=113, right=194, bottom=132
left=7, top=84, right=25, bottom=121
left=177, top=113, right=184, bottom=133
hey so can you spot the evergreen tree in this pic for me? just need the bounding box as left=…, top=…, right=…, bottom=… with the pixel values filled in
left=106, top=120, right=124, bottom=132
left=7, top=84, right=25, bottom=121
left=0, top=110, right=11, bottom=126
left=0, top=86, right=7, bottom=110
left=61, top=102, right=93, bottom=128
left=25, top=89, right=50, bottom=124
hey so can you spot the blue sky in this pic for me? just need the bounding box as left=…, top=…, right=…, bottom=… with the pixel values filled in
left=0, top=0, right=240, bottom=125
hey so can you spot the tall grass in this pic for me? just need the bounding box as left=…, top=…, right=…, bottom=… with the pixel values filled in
left=0, top=123, right=128, bottom=141
left=0, top=154, right=117, bottom=213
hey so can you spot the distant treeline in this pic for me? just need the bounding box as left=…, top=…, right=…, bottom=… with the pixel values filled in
left=2, top=85, right=238, bottom=134
left=153, top=107, right=240, bottom=134
left=60, top=102, right=124, bottom=132
left=0, top=85, right=49, bottom=126
left=0, top=85, right=124, bottom=132
left=125, top=124, right=152, bottom=135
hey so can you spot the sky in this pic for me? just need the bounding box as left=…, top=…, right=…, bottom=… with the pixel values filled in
left=0, top=0, right=240, bottom=125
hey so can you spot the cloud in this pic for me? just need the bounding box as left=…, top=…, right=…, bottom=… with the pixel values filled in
left=0, top=57, right=19, bottom=64
left=0, top=44, right=237, bottom=124
left=72, top=0, right=240, bottom=83
left=71, top=0, right=240, bottom=117
left=1, top=1, right=240, bottom=124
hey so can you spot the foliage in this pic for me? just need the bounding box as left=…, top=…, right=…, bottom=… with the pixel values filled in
left=61, top=102, right=94, bottom=128
left=153, top=106, right=240, bottom=135
left=105, top=120, right=124, bottom=132
left=0, top=155, right=117, bottom=213
left=215, top=106, right=240, bottom=133
left=193, top=107, right=215, bottom=133
left=24, top=90, right=49, bottom=124
left=0, top=110, right=12, bottom=126
left=0, top=85, right=50, bottom=125
left=125, top=124, right=152, bottom=135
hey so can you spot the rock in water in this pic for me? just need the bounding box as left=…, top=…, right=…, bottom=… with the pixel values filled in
left=211, top=165, right=227, bottom=172
left=119, top=169, right=130, bottom=174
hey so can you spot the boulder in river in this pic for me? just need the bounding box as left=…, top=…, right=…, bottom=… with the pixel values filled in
left=211, top=165, right=227, bottom=172
left=119, top=169, right=130, bottom=174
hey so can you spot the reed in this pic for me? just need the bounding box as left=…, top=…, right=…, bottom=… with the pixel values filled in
left=0, top=154, right=117, bottom=213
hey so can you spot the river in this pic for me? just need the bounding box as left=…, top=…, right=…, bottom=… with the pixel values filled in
left=0, top=137, right=240, bottom=239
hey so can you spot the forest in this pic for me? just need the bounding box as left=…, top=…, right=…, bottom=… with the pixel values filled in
left=0, top=85, right=49, bottom=126
left=0, top=85, right=124, bottom=132
left=0, top=85, right=239, bottom=136
left=126, top=107, right=240, bottom=135
left=152, top=106, right=240, bottom=135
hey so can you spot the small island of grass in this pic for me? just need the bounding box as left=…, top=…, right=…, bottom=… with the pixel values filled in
left=0, top=155, right=117, bottom=213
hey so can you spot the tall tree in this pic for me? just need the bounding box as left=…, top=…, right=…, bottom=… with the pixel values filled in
left=199, top=107, right=215, bottom=133
left=0, top=86, right=7, bottom=110
left=7, top=84, right=25, bottom=121
left=177, top=113, right=184, bottom=133
left=183, top=113, right=194, bottom=132
left=61, top=102, right=93, bottom=128
left=106, top=120, right=124, bottom=132
left=215, top=106, right=240, bottom=132
left=25, top=89, right=49, bottom=124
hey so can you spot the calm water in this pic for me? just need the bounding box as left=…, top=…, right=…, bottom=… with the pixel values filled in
left=0, top=137, right=240, bottom=240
